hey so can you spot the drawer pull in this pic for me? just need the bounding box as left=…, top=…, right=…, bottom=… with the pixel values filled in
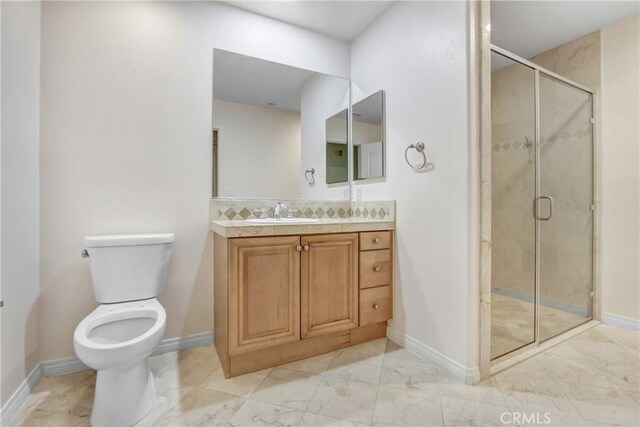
left=373, top=303, right=380, bottom=310
left=303, top=245, right=310, bottom=251
left=373, top=237, right=380, bottom=243
left=296, top=245, right=302, bottom=252
left=373, top=266, right=381, bottom=272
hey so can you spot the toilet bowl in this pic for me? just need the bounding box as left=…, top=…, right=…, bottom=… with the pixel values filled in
left=74, top=299, right=166, bottom=426
left=74, top=233, right=174, bottom=427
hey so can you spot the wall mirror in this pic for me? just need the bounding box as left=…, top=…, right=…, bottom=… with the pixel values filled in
left=353, top=91, right=384, bottom=181
left=212, top=49, right=350, bottom=199
left=325, top=109, right=348, bottom=184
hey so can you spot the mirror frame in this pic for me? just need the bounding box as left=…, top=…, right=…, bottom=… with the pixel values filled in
left=352, top=90, right=385, bottom=182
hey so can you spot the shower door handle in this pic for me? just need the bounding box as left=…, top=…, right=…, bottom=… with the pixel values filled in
left=534, top=196, right=554, bottom=221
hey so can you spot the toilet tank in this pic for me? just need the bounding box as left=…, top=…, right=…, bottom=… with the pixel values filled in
left=84, top=233, right=175, bottom=304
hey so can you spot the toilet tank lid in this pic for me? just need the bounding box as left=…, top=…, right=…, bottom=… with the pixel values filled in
left=84, top=233, right=175, bottom=248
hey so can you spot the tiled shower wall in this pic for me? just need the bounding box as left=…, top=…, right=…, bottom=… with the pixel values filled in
left=491, top=31, right=599, bottom=312
left=210, top=198, right=395, bottom=221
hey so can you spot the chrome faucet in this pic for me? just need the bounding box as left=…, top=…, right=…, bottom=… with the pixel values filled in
left=274, top=202, right=288, bottom=219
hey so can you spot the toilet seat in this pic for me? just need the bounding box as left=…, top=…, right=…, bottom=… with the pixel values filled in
left=74, top=298, right=166, bottom=371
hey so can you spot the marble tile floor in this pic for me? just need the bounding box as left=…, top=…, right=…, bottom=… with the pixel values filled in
left=11, top=324, right=639, bottom=427
left=492, top=293, right=591, bottom=359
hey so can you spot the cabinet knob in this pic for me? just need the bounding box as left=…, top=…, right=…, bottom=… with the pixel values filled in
left=296, top=245, right=302, bottom=252
left=374, top=266, right=381, bottom=272
left=303, top=245, right=310, bottom=251
left=373, top=237, right=380, bottom=243
left=373, top=303, right=380, bottom=310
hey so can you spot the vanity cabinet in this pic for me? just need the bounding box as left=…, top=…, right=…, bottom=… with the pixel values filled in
left=301, top=233, right=359, bottom=339
left=214, top=230, right=393, bottom=378
left=228, top=236, right=300, bottom=355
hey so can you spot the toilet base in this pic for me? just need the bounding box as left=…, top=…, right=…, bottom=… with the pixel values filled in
left=91, top=359, right=156, bottom=427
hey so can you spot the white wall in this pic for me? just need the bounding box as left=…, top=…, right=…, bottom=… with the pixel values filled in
left=351, top=2, right=477, bottom=369
left=0, top=0, right=41, bottom=405
left=300, top=74, right=350, bottom=199
left=213, top=100, right=301, bottom=199
left=39, top=1, right=350, bottom=361
left=600, top=14, right=640, bottom=323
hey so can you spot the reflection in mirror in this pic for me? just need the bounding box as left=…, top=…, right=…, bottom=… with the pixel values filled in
left=212, top=49, right=349, bottom=199
left=353, top=91, right=384, bottom=180
left=325, top=109, right=348, bottom=184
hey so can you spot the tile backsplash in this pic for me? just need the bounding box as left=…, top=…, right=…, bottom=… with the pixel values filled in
left=211, top=198, right=395, bottom=221
left=351, top=200, right=395, bottom=221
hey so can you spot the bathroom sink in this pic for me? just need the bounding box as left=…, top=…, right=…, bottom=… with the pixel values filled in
left=245, top=218, right=319, bottom=225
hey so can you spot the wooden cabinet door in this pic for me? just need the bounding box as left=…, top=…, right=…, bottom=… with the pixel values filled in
left=228, top=236, right=300, bottom=355
left=301, top=233, right=359, bottom=339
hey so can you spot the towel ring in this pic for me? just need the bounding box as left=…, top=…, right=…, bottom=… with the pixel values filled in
left=405, top=142, right=427, bottom=171
left=305, top=168, right=315, bottom=185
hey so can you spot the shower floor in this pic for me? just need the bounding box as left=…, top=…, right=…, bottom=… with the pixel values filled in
left=491, top=292, right=589, bottom=359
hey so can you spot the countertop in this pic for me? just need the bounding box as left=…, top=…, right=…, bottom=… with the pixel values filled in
left=211, top=217, right=395, bottom=238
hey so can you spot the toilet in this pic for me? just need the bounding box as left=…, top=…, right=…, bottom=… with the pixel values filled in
left=73, top=233, right=174, bottom=427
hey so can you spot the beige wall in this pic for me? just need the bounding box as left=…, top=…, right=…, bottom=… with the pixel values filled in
left=39, top=1, right=349, bottom=361
left=601, top=14, right=640, bottom=323
left=213, top=100, right=301, bottom=199
left=1, top=0, right=41, bottom=405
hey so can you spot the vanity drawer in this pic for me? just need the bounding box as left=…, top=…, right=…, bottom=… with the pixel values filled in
left=360, top=249, right=391, bottom=289
left=360, top=286, right=392, bottom=326
left=360, top=231, right=390, bottom=251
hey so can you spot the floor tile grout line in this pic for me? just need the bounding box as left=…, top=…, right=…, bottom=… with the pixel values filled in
left=580, top=354, right=640, bottom=393
left=368, top=342, right=390, bottom=425
left=436, top=379, right=509, bottom=409
left=493, top=370, right=579, bottom=420
left=494, top=330, right=627, bottom=424
left=301, top=342, right=387, bottom=425
left=544, top=337, right=639, bottom=394
left=300, top=349, right=338, bottom=417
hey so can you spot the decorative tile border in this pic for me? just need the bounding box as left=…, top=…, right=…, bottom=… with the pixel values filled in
left=351, top=200, right=395, bottom=221
left=210, top=198, right=352, bottom=221
left=210, top=198, right=395, bottom=221
left=492, top=125, right=592, bottom=152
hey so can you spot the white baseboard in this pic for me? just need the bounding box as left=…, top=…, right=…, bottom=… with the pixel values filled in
left=41, top=355, right=89, bottom=377
left=602, top=312, right=640, bottom=331
left=386, top=327, right=480, bottom=385
left=153, top=332, right=213, bottom=355
left=0, top=331, right=213, bottom=426
left=0, top=365, right=43, bottom=427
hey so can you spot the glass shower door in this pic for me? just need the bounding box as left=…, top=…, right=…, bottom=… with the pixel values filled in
left=490, top=52, right=537, bottom=359
left=538, top=75, right=594, bottom=341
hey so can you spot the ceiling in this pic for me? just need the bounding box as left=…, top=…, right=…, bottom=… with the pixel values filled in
left=213, top=49, right=318, bottom=112
left=215, top=2, right=640, bottom=97
left=222, top=1, right=394, bottom=41
left=491, top=1, right=639, bottom=61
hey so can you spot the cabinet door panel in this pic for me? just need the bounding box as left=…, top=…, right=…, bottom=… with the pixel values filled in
left=301, top=233, right=358, bottom=339
left=229, top=236, right=300, bottom=355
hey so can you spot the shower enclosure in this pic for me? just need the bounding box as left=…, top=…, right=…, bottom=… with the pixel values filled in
left=490, top=45, right=595, bottom=361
